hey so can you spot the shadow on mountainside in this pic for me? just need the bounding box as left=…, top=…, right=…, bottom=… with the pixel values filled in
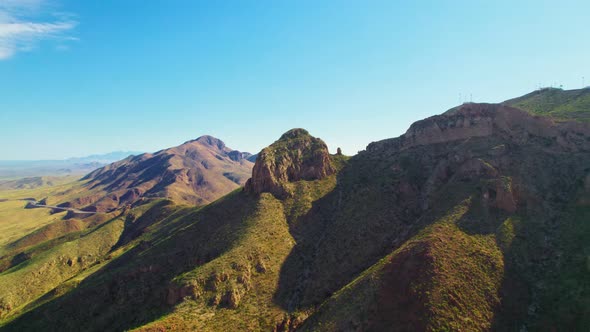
left=274, top=134, right=590, bottom=330
left=451, top=146, right=590, bottom=331
left=1, top=191, right=258, bottom=332
left=488, top=200, right=590, bottom=331
left=273, top=148, right=432, bottom=312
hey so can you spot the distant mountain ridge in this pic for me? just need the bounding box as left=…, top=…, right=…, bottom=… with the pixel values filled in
left=0, top=176, right=72, bottom=190
left=64, top=151, right=143, bottom=164
left=55, top=135, right=254, bottom=212
left=0, top=151, right=142, bottom=180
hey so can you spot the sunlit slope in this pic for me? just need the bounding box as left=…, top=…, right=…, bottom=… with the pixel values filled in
left=0, top=130, right=342, bottom=331
left=299, top=200, right=504, bottom=331
left=503, top=87, right=590, bottom=121
left=0, top=216, right=125, bottom=321
left=0, top=177, right=120, bottom=275
left=0, top=178, right=81, bottom=254
left=52, top=135, right=254, bottom=213
left=0, top=191, right=281, bottom=331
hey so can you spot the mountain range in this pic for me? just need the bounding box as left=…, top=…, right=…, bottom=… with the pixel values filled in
left=51, top=135, right=254, bottom=213
left=0, top=87, right=588, bottom=331
left=0, top=151, right=142, bottom=182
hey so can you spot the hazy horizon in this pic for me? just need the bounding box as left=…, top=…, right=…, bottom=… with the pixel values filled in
left=0, top=150, right=143, bottom=162
left=1, top=0, right=589, bottom=159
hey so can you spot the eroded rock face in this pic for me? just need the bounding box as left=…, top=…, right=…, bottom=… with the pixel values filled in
left=368, top=103, right=590, bottom=153
left=246, top=129, right=335, bottom=199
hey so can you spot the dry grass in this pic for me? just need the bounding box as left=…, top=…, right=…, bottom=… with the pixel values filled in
left=0, top=178, right=82, bottom=254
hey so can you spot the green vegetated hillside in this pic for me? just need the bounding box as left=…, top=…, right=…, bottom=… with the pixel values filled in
left=503, top=87, right=590, bottom=121
left=0, top=178, right=86, bottom=255
left=0, top=89, right=589, bottom=331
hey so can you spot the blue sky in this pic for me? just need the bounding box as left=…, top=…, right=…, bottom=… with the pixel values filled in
left=1, top=0, right=589, bottom=160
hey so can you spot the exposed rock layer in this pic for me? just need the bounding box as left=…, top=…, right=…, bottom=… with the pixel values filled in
left=368, top=103, right=590, bottom=153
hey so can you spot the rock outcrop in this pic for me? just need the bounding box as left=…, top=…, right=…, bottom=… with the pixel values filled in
left=368, top=103, right=590, bottom=153
left=246, top=129, right=335, bottom=199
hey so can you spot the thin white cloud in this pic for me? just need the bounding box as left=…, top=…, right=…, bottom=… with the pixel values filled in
left=0, top=0, right=76, bottom=59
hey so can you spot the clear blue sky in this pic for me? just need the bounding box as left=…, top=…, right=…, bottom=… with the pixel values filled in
left=1, top=0, right=589, bottom=160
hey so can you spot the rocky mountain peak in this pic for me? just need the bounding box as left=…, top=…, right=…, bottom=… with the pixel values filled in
left=279, top=128, right=310, bottom=140
left=245, top=128, right=335, bottom=198
left=194, top=135, right=227, bottom=150
left=56, top=135, right=254, bottom=213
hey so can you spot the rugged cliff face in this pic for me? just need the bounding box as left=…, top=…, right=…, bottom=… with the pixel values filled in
left=368, top=103, right=590, bottom=153
left=246, top=129, right=335, bottom=199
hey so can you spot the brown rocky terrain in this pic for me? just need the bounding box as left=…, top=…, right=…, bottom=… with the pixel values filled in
left=370, top=103, right=590, bottom=153
left=56, top=135, right=254, bottom=212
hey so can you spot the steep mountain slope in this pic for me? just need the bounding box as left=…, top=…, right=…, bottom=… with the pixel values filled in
left=0, top=129, right=341, bottom=332
left=0, top=136, right=254, bottom=323
left=0, top=136, right=253, bottom=280
left=0, top=198, right=178, bottom=324
left=295, top=104, right=590, bottom=331
left=1, top=94, right=589, bottom=331
left=54, top=135, right=254, bottom=213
